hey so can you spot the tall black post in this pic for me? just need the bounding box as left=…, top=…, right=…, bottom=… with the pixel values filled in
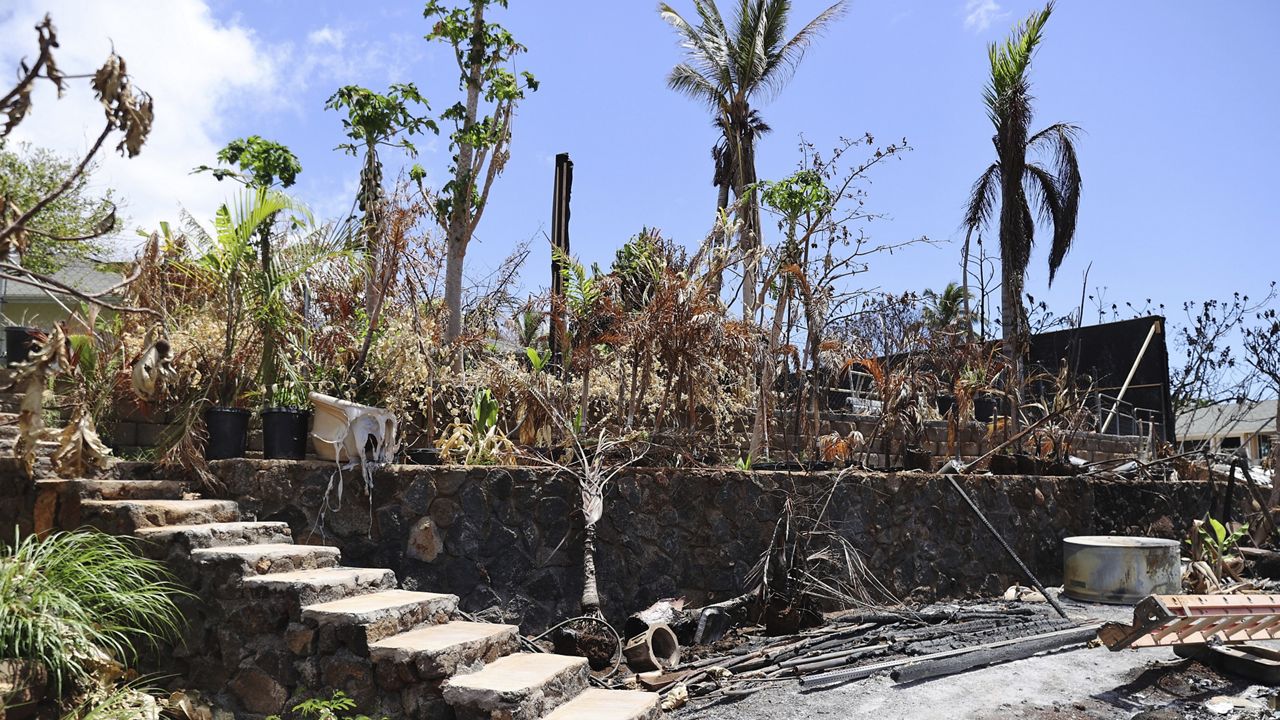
left=550, top=153, right=572, bottom=367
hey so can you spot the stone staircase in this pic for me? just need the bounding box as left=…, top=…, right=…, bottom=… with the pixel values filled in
left=1, top=381, right=661, bottom=720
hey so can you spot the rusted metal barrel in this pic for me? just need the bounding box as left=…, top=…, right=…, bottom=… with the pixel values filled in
left=1063, top=536, right=1180, bottom=604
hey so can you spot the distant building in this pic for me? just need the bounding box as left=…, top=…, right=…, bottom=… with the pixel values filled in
left=1176, top=399, right=1278, bottom=463
left=0, top=258, right=123, bottom=353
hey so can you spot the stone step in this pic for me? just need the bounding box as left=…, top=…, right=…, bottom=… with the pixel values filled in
left=37, top=478, right=189, bottom=501
left=191, top=543, right=342, bottom=581
left=543, top=689, right=663, bottom=720
left=0, top=456, right=54, bottom=478
left=370, top=620, right=519, bottom=680
left=442, top=652, right=590, bottom=720
left=241, top=566, right=398, bottom=608
left=80, top=498, right=241, bottom=534
left=135, top=521, right=293, bottom=555
left=303, top=589, right=459, bottom=653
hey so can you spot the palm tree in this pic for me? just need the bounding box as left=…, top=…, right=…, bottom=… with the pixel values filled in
left=660, top=0, right=847, bottom=319
left=922, top=282, right=972, bottom=334
left=962, top=1, right=1081, bottom=406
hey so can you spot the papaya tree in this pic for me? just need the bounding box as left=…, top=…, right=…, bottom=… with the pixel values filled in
left=195, top=136, right=302, bottom=390
left=422, top=0, right=538, bottom=354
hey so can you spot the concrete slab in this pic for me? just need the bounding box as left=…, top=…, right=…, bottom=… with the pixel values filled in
left=135, top=521, right=292, bottom=550
left=370, top=620, right=518, bottom=678
left=191, top=543, right=341, bottom=575
left=81, top=498, right=240, bottom=532
left=241, top=566, right=397, bottom=606
left=444, top=652, right=589, bottom=720
left=544, top=689, right=662, bottom=720
left=303, top=589, right=458, bottom=649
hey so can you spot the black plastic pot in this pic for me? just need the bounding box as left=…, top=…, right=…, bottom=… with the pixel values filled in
left=974, top=395, right=998, bottom=422
left=1014, top=452, right=1041, bottom=475
left=902, top=446, right=934, bottom=471
left=5, top=326, right=40, bottom=366
left=934, top=395, right=957, bottom=418
left=406, top=447, right=442, bottom=466
left=262, top=407, right=310, bottom=460
left=205, top=407, right=250, bottom=460
left=989, top=454, right=1018, bottom=474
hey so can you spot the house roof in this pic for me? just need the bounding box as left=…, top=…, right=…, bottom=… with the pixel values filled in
left=1176, top=399, right=1279, bottom=440
left=0, top=258, right=123, bottom=302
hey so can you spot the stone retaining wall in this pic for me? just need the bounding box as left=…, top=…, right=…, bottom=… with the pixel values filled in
left=211, top=460, right=1221, bottom=632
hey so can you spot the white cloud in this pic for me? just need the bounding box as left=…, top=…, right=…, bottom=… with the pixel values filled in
left=964, top=0, right=1006, bottom=32
left=307, top=26, right=345, bottom=50
left=0, top=0, right=278, bottom=254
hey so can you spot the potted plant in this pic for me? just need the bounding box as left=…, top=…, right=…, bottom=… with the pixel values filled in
left=262, top=379, right=310, bottom=460
left=185, top=190, right=305, bottom=459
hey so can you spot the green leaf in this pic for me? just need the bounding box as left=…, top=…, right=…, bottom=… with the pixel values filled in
left=1209, top=518, right=1227, bottom=546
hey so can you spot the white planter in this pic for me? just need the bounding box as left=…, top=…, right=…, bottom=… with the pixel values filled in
left=309, top=392, right=399, bottom=464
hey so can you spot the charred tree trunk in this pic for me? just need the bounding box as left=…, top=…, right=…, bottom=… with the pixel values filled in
left=581, top=522, right=600, bottom=616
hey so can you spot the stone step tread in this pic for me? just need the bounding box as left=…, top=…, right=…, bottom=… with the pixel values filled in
left=240, top=566, right=396, bottom=599
left=81, top=498, right=239, bottom=513
left=370, top=620, right=518, bottom=658
left=543, top=689, right=662, bottom=720
left=80, top=498, right=241, bottom=532
left=135, top=521, right=292, bottom=546
left=303, top=589, right=456, bottom=625
left=446, top=652, right=588, bottom=693
left=36, top=478, right=188, bottom=500
left=191, top=543, right=341, bottom=564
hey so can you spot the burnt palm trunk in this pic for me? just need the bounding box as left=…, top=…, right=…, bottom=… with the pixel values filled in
left=961, top=226, right=975, bottom=341
left=708, top=176, right=731, bottom=297
left=581, top=522, right=600, bottom=615
left=997, top=125, right=1028, bottom=431
left=738, top=131, right=762, bottom=323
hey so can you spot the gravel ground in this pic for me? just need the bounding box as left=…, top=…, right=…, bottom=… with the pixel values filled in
left=677, top=595, right=1280, bottom=720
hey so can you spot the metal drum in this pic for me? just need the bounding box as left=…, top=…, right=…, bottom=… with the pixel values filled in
left=1062, top=536, right=1181, bottom=604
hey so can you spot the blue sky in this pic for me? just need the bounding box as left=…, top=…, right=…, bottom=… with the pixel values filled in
left=4, top=0, right=1277, bottom=319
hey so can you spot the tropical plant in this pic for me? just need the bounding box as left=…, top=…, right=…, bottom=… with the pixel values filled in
left=552, top=247, right=615, bottom=420
left=422, top=0, right=538, bottom=351
left=437, top=388, right=516, bottom=465
left=961, top=1, right=1081, bottom=418
left=266, top=690, right=384, bottom=720
left=659, top=0, right=847, bottom=318
left=180, top=189, right=309, bottom=407
left=326, top=82, right=434, bottom=328
left=750, top=167, right=833, bottom=461
left=512, top=306, right=545, bottom=350
left=0, top=530, right=185, bottom=695
left=922, top=282, right=972, bottom=334
left=195, top=135, right=303, bottom=391
left=1191, top=517, right=1249, bottom=581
